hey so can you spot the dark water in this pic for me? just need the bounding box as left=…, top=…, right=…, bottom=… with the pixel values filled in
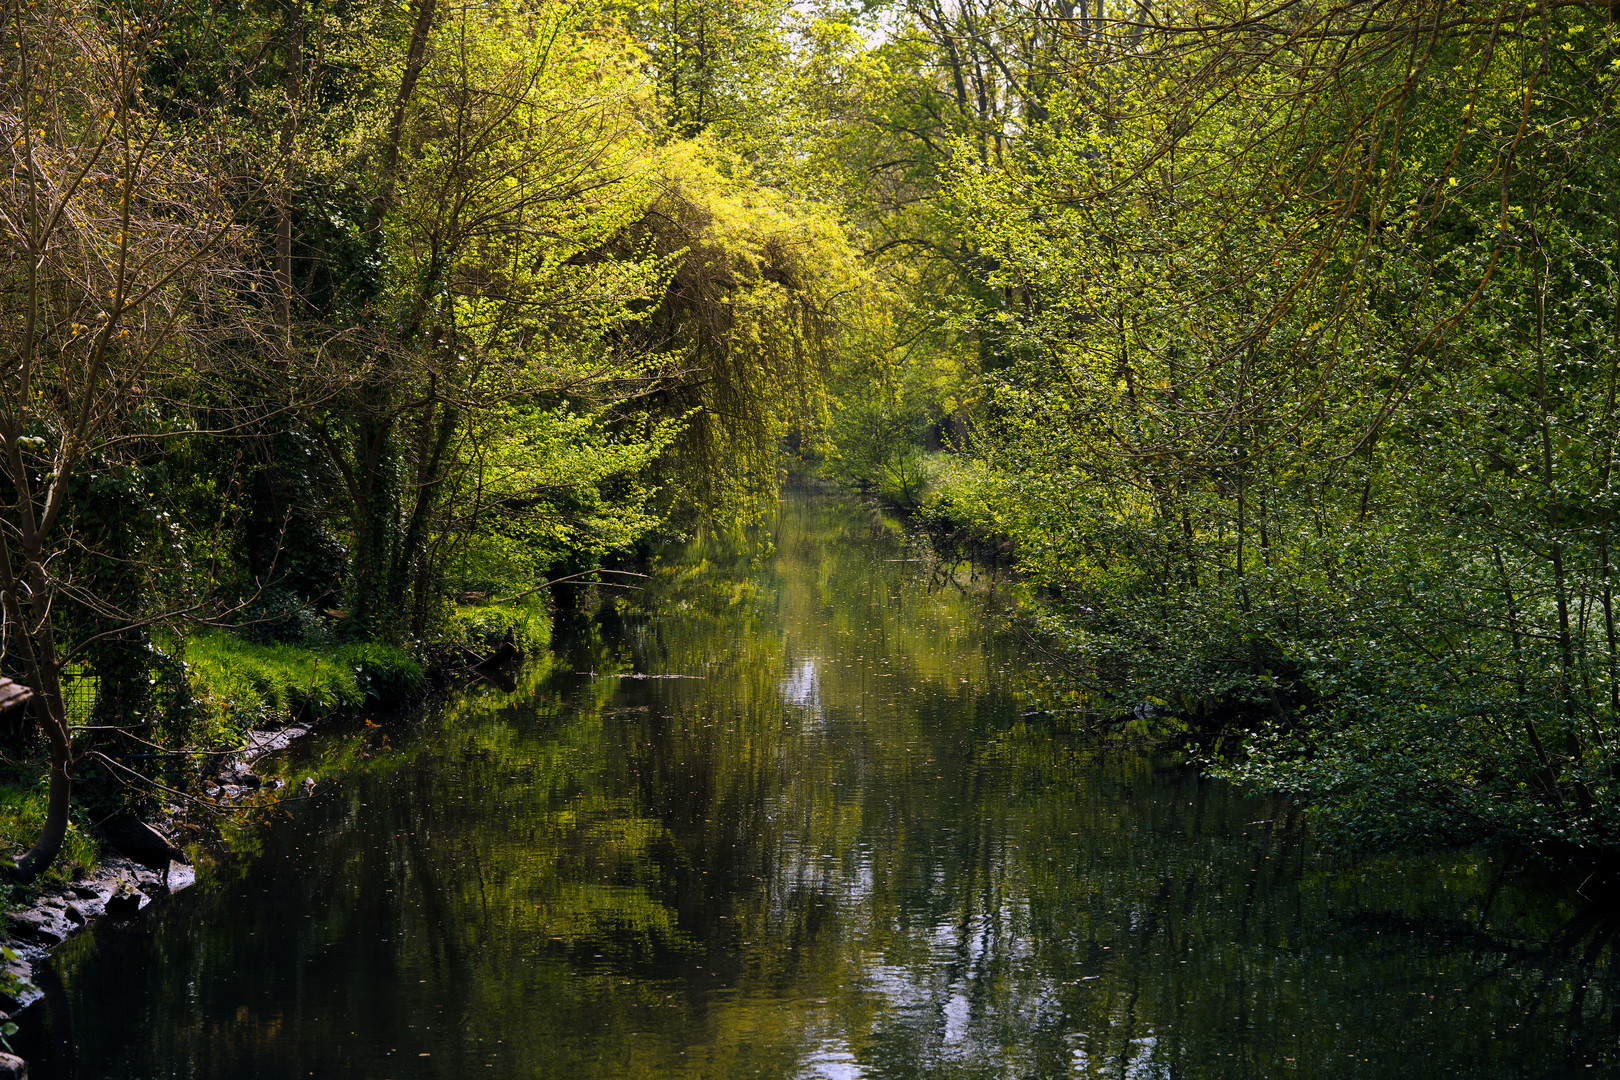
left=19, top=495, right=1619, bottom=1078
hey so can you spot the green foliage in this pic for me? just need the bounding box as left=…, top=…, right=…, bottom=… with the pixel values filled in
left=931, top=0, right=1620, bottom=861
left=824, top=394, right=934, bottom=505
left=631, top=139, right=861, bottom=526
left=613, top=0, right=792, bottom=140
left=292, top=0, right=681, bottom=639
left=448, top=600, right=553, bottom=657
left=441, top=406, right=680, bottom=601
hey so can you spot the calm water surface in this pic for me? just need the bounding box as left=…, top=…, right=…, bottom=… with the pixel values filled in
left=20, top=495, right=1619, bottom=1078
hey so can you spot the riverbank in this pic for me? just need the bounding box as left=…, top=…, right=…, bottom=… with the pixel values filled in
left=859, top=461, right=1620, bottom=886
left=0, top=598, right=553, bottom=1009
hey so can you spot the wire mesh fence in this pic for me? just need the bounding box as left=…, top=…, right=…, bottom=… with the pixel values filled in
left=59, top=665, right=98, bottom=727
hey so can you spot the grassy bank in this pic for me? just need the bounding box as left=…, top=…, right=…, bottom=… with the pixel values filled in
left=0, top=784, right=98, bottom=886
left=184, top=635, right=425, bottom=730
left=438, top=599, right=552, bottom=662
left=184, top=599, right=548, bottom=738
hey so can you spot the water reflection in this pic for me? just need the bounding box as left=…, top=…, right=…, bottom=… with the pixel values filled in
left=780, top=660, right=822, bottom=718
left=19, top=494, right=1619, bottom=1078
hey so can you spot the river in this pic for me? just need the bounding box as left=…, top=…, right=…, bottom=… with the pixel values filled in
left=17, top=494, right=1617, bottom=1077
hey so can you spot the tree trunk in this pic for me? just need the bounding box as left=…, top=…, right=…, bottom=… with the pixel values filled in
left=0, top=551, right=75, bottom=884
left=14, top=740, right=71, bottom=884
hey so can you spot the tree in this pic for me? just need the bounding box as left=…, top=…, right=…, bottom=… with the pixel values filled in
left=941, top=0, right=1620, bottom=860
left=623, top=140, right=863, bottom=526
left=271, top=0, right=679, bottom=638
left=614, top=0, right=792, bottom=140
left=0, top=0, right=262, bottom=880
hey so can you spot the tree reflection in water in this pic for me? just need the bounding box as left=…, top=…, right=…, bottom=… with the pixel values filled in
left=23, top=494, right=1619, bottom=1079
